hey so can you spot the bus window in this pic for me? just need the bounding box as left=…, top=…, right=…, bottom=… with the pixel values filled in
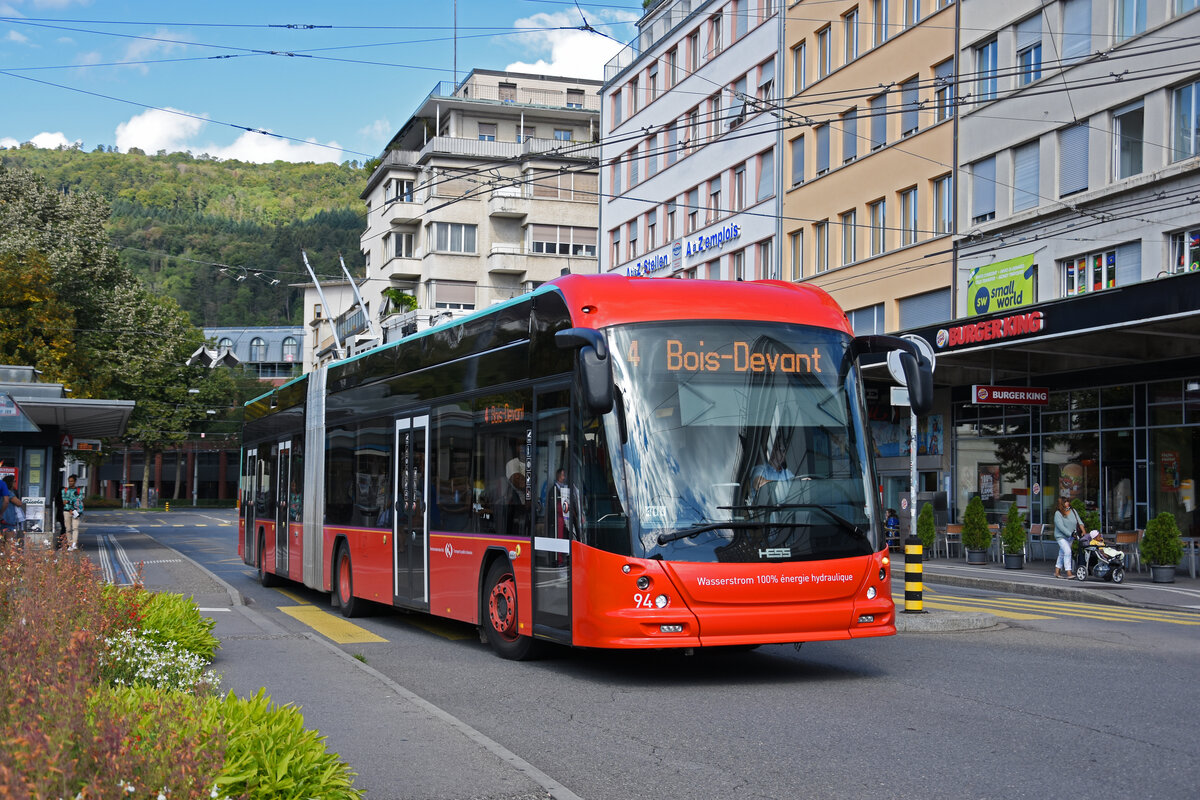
left=355, top=418, right=391, bottom=528
left=473, top=392, right=531, bottom=536
left=434, top=402, right=474, bottom=533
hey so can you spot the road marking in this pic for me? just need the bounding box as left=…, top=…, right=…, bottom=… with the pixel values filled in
left=279, top=605, right=387, bottom=644
left=902, top=589, right=1200, bottom=626
left=274, top=588, right=310, bottom=605
left=400, top=616, right=474, bottom=641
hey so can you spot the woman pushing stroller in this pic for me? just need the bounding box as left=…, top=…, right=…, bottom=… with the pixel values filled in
left=1052, top=496, right=1086, bottom=579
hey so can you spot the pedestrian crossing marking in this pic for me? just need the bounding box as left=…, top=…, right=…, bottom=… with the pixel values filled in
left=896, top=589, right=1200, bottom=626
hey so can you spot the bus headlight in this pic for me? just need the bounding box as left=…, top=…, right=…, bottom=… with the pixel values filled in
left=654, top=594, right=670, bottom=609
left=866, top=586, right=877, bottom=600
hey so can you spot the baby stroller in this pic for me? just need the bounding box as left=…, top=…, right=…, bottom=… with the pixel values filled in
left=1074, top=531, right=1126, bottom=584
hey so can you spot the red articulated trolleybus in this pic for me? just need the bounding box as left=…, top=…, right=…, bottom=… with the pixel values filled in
left=238, top=274, right=932, bottom=659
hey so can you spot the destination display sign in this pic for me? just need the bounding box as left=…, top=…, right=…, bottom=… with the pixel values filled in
left=625, top=336, right=828, bottom=375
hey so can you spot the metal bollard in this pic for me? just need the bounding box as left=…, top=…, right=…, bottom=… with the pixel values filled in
left=165, top=502, right=170, bottom=512
left=903, top=535, right=925, bottom=613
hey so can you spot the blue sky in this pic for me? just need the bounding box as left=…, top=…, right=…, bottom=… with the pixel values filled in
left=0, top=0, right=639, bottom=163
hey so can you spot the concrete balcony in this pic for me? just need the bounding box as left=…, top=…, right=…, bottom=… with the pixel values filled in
left=386, top=200, right=422, bottom=225
left=384, top=256, right=422, bottom=281
left=488, top=187, right=528, bottom=219
left=487, top=244, right=527, bottom=276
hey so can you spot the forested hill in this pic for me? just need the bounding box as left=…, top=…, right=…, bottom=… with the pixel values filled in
left=0, top=145, right=368, bottom=327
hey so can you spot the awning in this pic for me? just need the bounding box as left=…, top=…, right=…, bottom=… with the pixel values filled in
left=13, top=397, right=135, bottom=439
left=896, top=270, right=1200, bottom=389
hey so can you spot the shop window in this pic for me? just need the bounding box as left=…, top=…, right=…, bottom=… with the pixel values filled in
left=1170, top=228, right=1200, bottom=274
left=1062, top=248, right=1117, bottom=296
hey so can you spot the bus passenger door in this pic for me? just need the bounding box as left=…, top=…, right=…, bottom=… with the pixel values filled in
left=393, top=415, right=429, bottom=609
left=242, top=448, right=257, bottom=565
left=532, top=388, right=572, bottom=642
left=274, top=440, right=291, bottom=580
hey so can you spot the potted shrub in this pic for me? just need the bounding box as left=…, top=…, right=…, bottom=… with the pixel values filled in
left=1001, top=502, right=1026, bottom=569
left=916, top=502, right=936, bottom=555
left=1141, top=511, right=1184, bottom=583
left=961, top=496, right=991, bottom=564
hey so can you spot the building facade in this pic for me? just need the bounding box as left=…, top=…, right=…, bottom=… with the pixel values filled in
left=325, top=69, right=601, bottom=370
left=203, top=326, right=303, bottom=385
left=928, top=0, right=1200, bottom=537
left=601, top=0, right=783, bottom=279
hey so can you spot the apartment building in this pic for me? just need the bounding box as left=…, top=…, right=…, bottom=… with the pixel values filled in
left=782, top=0, right=957, bottom=335
left=601, top=0, right=784, bottom=279
left=921, top=1, right=1200, bottom=535
left=307, top=69, right=602, bottom=369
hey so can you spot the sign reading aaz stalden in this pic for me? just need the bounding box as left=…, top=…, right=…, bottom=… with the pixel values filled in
left=972, top=385, right=1050, bottom=405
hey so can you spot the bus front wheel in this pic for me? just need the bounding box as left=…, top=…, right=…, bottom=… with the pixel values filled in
left=257, top=536, right=278, bottom=587
left=335, top=545, right=367, bottom=618
left=482, top=560, right=538, bottom=660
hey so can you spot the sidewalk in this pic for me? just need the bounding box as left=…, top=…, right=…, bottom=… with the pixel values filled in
left=893, top=547, right=1200, bottom=632
left=98, top=525, right=576, bottom=800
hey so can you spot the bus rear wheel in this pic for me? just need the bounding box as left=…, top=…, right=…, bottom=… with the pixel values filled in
left=257, top=536, right=278, bottom=587
left=335, top=545, right=367, bottom=618
left=482, top=560, right=537, bottom=660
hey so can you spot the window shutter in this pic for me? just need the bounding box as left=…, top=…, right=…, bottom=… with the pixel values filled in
left=816, top=125, right=830, bottom=172
left=972, top=157, right=996, bottom=219
left=1116, top=241, right=1141, bottom=286
left=870, top=94, right=887, bottom=149
left=757, top=149, right=774, bottom=201
left=898, top=288, right=951, bottom=328
left=843, top=109, right=858, bottom=161
left=1016, top=14, right=1041, bottom=51
left=1062, top=0, right=1091, bottom=61
left=1012, top=141, right=1040, bottom=211
left=1059, top=123, right=1089, bottom=196
left=791, top=136, right=805, bottom=184
left=435, top=281, right=475, bottom=305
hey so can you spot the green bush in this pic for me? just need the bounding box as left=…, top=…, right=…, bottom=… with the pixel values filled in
left=1141, top=512, right=1184, bottom=567
left=207, top=688, right=363, bottom=799
left=140, top=591, right=220, bottom=661
left=1001, top=502, right=1026, bottom=555
left=961, top=496, right=991, bottom=551
left=85, top=494, right=122, bottom=508
left=916, top=503, right=936, bottom=551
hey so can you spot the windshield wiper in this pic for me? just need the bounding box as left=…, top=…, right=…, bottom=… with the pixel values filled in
left=719, top=504, right=868, bottom=539
left=656, top=521, right=762, bottom=545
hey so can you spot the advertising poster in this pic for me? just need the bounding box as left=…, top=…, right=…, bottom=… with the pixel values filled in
left=1161, top=450, right=1181, bottom=492
left=870, top=414, right=944, bottom=458
left=966, top=254, right=1036, bottom=316
left=978, top=464, right=1001, bottom=501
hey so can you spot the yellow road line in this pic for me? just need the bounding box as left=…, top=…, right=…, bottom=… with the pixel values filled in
left=279, top=605, right=387, bottom=644
left=274, top=588, right=310, bottom=605
left=897, top=591, right=1200, bottom=625
left=402, top=616, right=474, bottom=641
left=919, top=599, right=1053, bottom=620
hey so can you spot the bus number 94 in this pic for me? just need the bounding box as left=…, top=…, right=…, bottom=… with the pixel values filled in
left=633, top=593, right=655, bottom=609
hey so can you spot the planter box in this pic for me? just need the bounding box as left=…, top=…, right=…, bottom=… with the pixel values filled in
left=1150, top=564, right=1176, bottom=584
left=966, top=549, right=989, bottom=565
left=1003, top=553, right=1024, bottom=569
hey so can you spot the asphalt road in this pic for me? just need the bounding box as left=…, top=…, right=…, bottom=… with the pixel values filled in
left=106, top=509, right=1200, bottom=799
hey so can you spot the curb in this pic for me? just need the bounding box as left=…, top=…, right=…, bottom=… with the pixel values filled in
left=140, top=530, right=245, bottom=606
left=895, top=609, right=1000, bottom=633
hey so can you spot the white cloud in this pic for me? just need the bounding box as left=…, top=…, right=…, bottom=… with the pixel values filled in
left=112, top=107, right=342, bottom=163
left=358, top=118, right=392, bottom=141
left=5, top=30, right=29, bottom=44
left=0, top=131, right=80, bottom=149
left=115, top=107, right=206, bottom=154
left=205, top=132, right=343, bottom=164
left=504, top=10, right=637, bottom=80
left=122, top=28, right=189, bottom=73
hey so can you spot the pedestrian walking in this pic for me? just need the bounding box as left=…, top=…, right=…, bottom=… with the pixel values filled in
left=61, top=474, right=85, bottom=551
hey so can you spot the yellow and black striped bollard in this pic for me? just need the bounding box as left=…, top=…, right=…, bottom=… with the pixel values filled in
left=903, top=535, right=925, bottom=613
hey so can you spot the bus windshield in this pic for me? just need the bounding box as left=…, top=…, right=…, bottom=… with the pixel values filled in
left=607, top=321, right=880, bottom=563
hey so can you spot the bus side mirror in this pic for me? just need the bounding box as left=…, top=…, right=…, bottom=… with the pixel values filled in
left=896, top=350, right=934, bottom=417
left=555, top=328, right=614, bottom=415
left=852, top=334, right=935, bottom=417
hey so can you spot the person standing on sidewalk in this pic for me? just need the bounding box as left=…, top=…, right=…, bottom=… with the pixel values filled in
left=1052, top=495, right=1084, bottom=578
left=61, top=474, right=84, bottom=551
